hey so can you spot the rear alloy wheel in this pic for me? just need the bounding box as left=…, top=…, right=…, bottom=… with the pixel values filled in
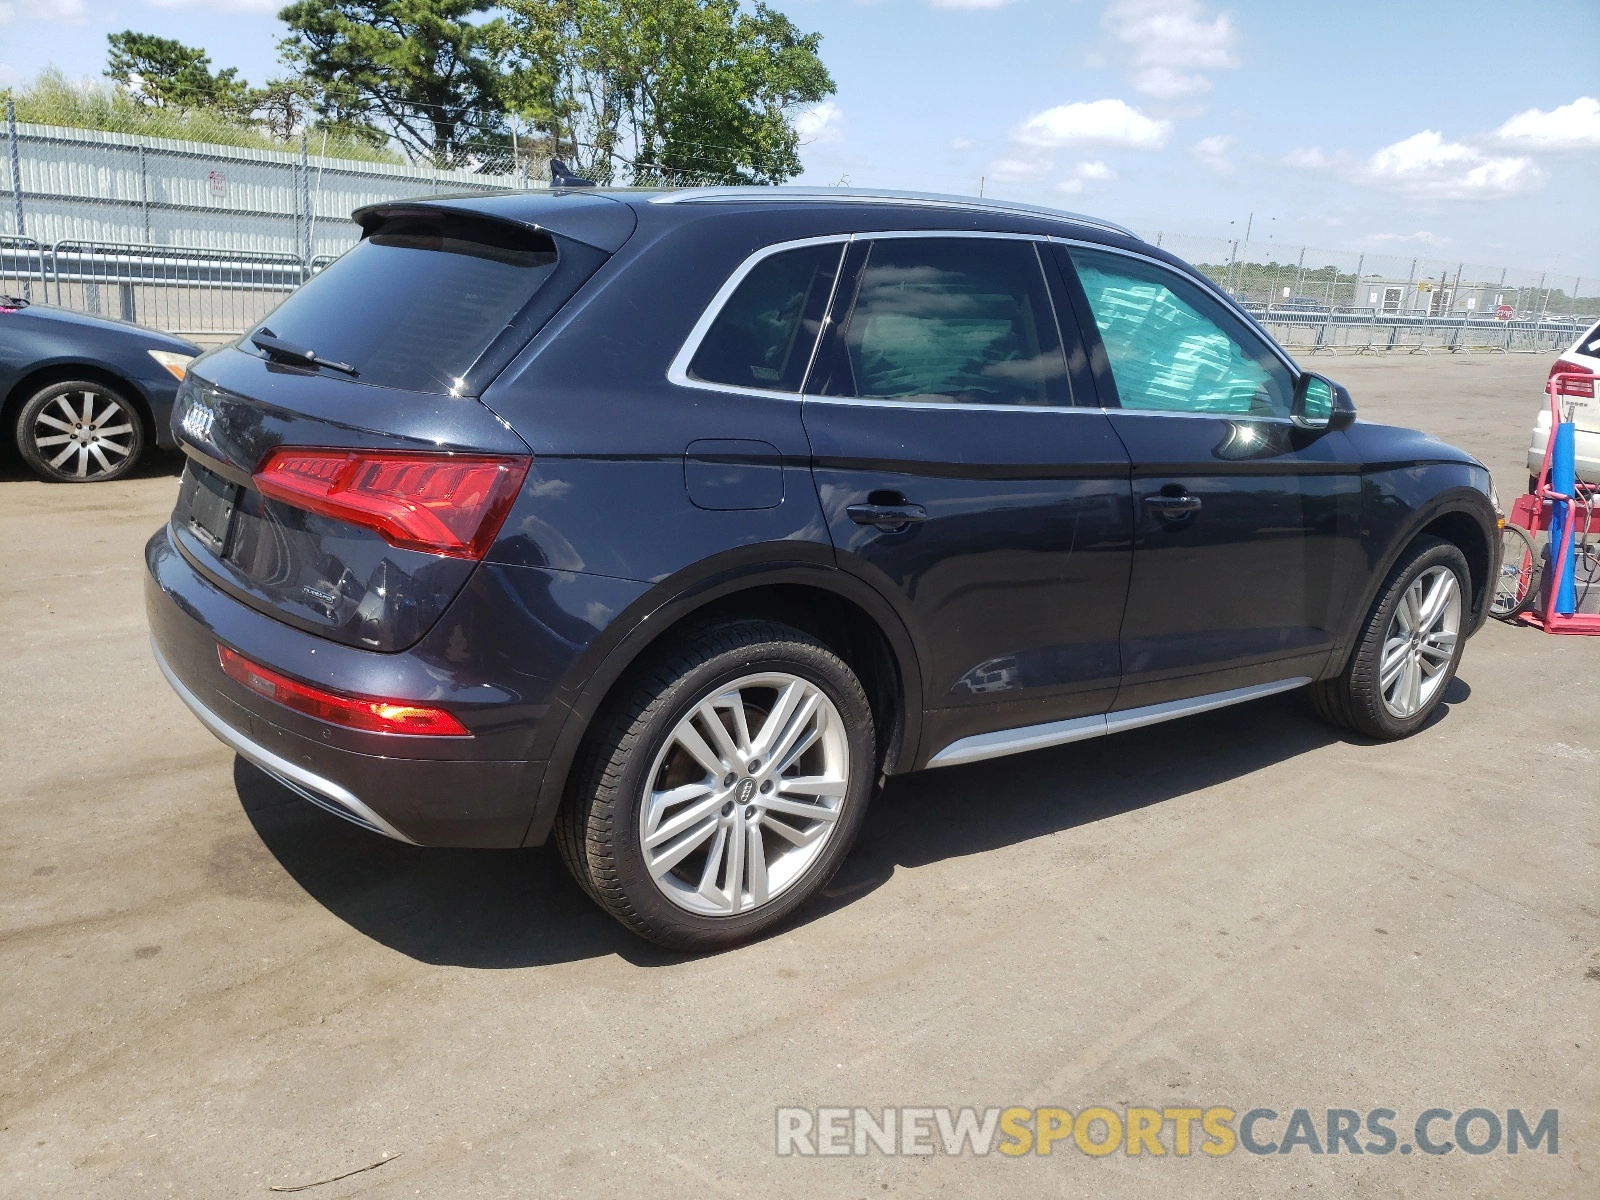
left=16, top=381, right=145, bottom=482
left=556, top=620, right=876, bottom=951
left=1311, top=536, right=1471, bottom=739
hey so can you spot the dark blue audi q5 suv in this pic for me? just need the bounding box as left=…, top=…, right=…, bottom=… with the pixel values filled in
left=146, top=187, right=1500, bottom=949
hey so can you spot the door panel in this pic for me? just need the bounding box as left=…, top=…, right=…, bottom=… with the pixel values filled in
left=801, top=236, right=1134, bottom=753
left=1109, top=413, right=1359, bottom=705
left=1058, top=243, right=1362, bottom=708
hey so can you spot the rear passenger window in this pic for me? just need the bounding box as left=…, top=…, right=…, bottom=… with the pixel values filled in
left=687, top=242, right=844, bottom=392
left=819, top=238, right=1070, bottom=407
left=1070, top=247, right=1293, bottom=417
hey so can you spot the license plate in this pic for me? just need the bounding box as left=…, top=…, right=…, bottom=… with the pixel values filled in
left=188, top=467, right=238, bottom=554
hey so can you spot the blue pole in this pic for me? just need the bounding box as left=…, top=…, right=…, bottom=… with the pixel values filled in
left=1551, top=420, right=1577, bottom=615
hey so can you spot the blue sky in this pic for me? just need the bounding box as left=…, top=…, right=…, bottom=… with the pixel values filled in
left=3, top=0, right=1597, bottom=275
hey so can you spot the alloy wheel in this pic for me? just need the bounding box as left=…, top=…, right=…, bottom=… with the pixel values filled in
left=31, top=390, right=139, bottom=480
left=639, top=672, right=850, bottom=918
left=1379, top=565, right=1461, bottom=718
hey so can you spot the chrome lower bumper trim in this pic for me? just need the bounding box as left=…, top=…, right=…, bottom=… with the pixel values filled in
left=151, top=638, right=418, bottom=844
left=927, top=676, right=1312, bottom=769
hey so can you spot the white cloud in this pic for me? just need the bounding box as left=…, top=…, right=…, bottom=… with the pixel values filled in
left=1283, top=146, right=1329, bottom=169
left=1494, top=96, right=1600, bottom=150
left=1365, top=130, right=1543, bottom=199
left=951, top=136, right=973, bottom=150
left=1131, top=66, right=1211, bottom=99
left=930, top=0, right=1018, bottom=7
left=1103, top=0, right=1239, bottom=96
left=1057, top=159, right=1117, bottom=195
left=988, top=156, right=1053, bottom=182
left=794, top=102, right=843, bottom=145
left=1191, top=134, right=1234, bottom=173
left=1014, top=99, right=1172, bottom=150
left=0, top=5, right=13, bottom=26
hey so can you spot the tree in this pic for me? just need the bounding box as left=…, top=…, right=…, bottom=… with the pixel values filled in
left=277, top=0, right=510, bottom=167
left=496, top=0, right=835, bottom=185
left=104, top=31, right=253, bottom=115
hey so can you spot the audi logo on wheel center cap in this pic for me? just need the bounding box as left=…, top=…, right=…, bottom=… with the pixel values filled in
left=736, top=778, right=757, bottom=804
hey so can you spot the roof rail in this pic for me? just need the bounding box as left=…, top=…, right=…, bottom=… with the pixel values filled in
left=649, top=186, right=1140, bottom=240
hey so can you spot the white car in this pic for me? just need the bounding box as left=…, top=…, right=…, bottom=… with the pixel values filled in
left=1528, top=319, right=1600, bottom=491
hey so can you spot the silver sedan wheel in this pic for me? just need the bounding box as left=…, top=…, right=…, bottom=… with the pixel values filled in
left=1380, top=565, right=1461, bottom=718
left=32, top=390, right=138, bottom=480
left=639, top=672, right=850, bottom=918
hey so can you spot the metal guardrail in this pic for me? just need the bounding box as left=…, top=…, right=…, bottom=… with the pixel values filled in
left=1252, top=307, right=1587, bottom=354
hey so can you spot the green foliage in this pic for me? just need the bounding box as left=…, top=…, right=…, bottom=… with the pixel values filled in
left=105, top=31, right=254, bottom=116
left=2, top=67, right=401, bottom=162
left=277, top=0, right=511, bottom=167
left=496, top=0, right=835, bottom=185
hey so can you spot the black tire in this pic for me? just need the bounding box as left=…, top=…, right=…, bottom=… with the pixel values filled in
left=15, top=380, right=146, bottom=482
left=1490, top=523, right=1539, bottom=621
left=555, top=619, right=877, bottom=951
left=1311, top=536, right=1472, bottom=740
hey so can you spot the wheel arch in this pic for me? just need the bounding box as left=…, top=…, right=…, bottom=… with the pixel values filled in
left=1326, top=485, right=1498, bottom=678
left=3, top=362, right=157, bottom=450
left=521, top=564, right=925, bottom=846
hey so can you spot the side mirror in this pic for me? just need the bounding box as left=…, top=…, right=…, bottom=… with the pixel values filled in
left=1292, top=373, right=1356, bottom=432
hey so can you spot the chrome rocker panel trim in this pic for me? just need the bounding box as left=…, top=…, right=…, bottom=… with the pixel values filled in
left=926, top=677, right=1313, bottom=769
left=151, top=638, right=419, bottom=844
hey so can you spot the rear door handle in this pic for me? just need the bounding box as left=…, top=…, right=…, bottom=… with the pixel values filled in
left=847, top=502, right=927, bottom=532
left=1143, top=493, right=1203, bottom=518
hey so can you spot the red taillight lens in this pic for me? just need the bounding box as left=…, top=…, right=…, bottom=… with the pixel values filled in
left=218, top=645, right=470, bottom=736
left=253, top=447, right=530, bottom=559
left=1549, top=361, right=1595, bottom=398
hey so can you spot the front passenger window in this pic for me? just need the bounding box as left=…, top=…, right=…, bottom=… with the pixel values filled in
left=1071, top=247, right=1293, bottom=417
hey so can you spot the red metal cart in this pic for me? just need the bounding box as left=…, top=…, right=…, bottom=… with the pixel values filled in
left=1506, top=369, right=1600, bottom=635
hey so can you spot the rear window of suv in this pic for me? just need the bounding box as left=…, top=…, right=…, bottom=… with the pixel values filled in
left=248, top=215, right=561, bottom=394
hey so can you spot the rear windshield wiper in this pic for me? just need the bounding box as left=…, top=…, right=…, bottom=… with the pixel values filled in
left=251, top=327, right=360, bottom=378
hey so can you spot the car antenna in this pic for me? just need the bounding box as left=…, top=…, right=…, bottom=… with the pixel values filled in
left=549, top=159, right=597, bottom=189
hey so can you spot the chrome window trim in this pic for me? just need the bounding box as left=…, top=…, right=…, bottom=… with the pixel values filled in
left=926, top=676, right=1312, bottom=769
left=665, top=233, right=852, bottom=399
left=668, top=230, right=1073, bottom=405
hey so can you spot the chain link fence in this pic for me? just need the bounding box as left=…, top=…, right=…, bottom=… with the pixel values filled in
left=1146, top=231, right=1595, bottom=353
left=5, top=105, right=1595, bottom=352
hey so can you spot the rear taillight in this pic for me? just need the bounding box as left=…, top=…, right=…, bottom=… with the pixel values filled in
left=253, top=447, right=529, bottom=559
left=1549, top=361, right=1595, bottom=398
left=218, top=645, right=470, bottom=736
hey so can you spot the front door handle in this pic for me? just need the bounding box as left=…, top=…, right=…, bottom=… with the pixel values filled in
left=847, top=502, right=927, bottom=532
left=1143, top=493, right=1203, bottom=519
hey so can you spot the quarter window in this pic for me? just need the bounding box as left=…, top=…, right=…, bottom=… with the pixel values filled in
left=687, top=242, right=843, bottom=392
left=819, top=237, right=1071, bottom=407
left=1071, top=248, right=1294, bottom=417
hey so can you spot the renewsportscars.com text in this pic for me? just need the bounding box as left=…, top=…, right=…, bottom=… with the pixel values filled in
left=775, top=1105, right=1558, bottom=1158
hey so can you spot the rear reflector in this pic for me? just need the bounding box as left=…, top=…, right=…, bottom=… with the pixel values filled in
left=218, top=645, right=470, bottom=736
left=253, top=447, right=530, bottom=559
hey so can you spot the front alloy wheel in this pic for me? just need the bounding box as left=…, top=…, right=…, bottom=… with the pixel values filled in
left=1378, top=565, right=1461, bottom=718
left=557, top=620, right=876, bottom=951
left=17, top=382, right=145, bottom=482
left=1310, top=535, right=1472, bottom=739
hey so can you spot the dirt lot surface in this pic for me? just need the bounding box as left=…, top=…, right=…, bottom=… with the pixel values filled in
left=1, top=352, right=1594, bottom=1197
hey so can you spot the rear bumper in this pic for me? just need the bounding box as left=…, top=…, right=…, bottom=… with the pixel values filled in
left=1527, top=418, right=1600, bottom=486
left=145, top=522, right=545, bottom=847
